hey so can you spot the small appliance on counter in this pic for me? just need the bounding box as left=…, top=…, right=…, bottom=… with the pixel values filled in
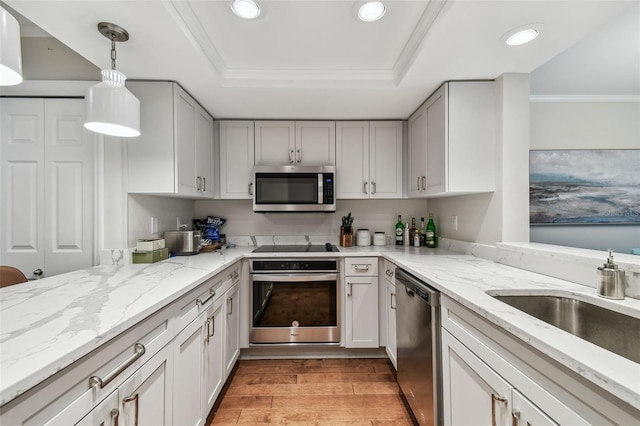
left=597, top=250, right=625, bottom=299
left=164, top=230, right=201, bottom=255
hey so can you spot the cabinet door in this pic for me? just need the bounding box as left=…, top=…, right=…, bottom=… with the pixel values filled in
left=369, top=121, right=403, bottom=199
left=119, top=344, right=173, bottom=426
left=442, top=329, right=513, bottom=426
left=173, top=313, right=206, bottom=426
left=425, top=84, right=447, bottom=195
left=219, top=120, right=254, bottom=199
left=1, top=98, right=45, bottom=278
left=295, top=121, right=336, bottom=165
left=0, top=98, right=94, bottom=279
left=195, top=106, right=214, bottom=197
left=224, top=281, right=241, bottom=378
left=384, top=280, right=397, bottom=369
left=408, top=103, right=427, bottom=197
left=335, top=121, right=369, bottom=199
left=254, top=121, right=295, bottom=165
left=344, top=276, right=379, bottom=348
left=175, top=86, right=198, bottom=196
left=203, top=296, right=225, bottom=414
left=44, top=99, right=95, bottom=276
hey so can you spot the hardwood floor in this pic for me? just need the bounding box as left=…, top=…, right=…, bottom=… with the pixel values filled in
left=207, top=358, right=416, bottom=425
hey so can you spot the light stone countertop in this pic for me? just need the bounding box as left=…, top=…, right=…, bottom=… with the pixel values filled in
left=1, top=245, right=639, bottom=412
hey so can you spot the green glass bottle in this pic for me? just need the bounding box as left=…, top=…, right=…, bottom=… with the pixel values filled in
left=395, top=215, right=404, bottom=246
left=426, top=213, right=437, bottom=248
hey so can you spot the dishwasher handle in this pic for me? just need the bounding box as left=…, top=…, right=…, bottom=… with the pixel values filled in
left=395, top=268, right=439, bottom=306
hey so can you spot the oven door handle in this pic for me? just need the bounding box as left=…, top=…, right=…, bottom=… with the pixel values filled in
left=251, top=273, right=339, bottom=282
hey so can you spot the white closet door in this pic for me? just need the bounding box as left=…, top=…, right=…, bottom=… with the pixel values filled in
left=44, top=99, right=94, bottom=277
left=0, top=98, right=45, bottom=279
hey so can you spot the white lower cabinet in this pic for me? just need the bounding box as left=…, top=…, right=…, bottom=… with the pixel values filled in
left=118, top=344, right=173, bottom=426
left=74, top=391, right=119, bottom=426
left=173, top=310, right=208, bottom=426
left=203, top=296, right=225, bottom=413
left=224, top=280, right=241, bottom=379
left=383, top=278, right=397, bottom=369
left=344, top=257, right=379, bottom=348
left=440, top=295, right=636, bottom=426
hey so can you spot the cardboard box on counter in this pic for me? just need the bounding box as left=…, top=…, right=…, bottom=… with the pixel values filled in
left=132, top=248, right=169, bottom=264
left=137, top=238, right=165, bottom=251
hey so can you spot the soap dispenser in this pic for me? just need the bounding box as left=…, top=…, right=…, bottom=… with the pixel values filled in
left=597, top=250, right=625, bottom=299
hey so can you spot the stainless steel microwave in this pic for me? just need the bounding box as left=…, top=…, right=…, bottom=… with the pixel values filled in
left=253, top=165, right=336, bottom=212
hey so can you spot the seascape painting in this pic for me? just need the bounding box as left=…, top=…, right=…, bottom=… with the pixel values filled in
left=529, top=150, right=640, bottom=225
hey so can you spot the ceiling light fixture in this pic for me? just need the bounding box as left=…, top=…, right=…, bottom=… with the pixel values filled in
left=505, top=28, right=540, bottom=46
left=358, top=1, right=386, bottom=22
left=231, top=0, right=261, bottom=19
left=0, top=6, right=23, bottom=86
left=84, top=22, right=140, bottom=138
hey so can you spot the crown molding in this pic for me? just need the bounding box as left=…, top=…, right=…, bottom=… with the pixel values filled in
left=530, top=94, right=640, bottom=103
left=165, top=0, right=447, bottom=86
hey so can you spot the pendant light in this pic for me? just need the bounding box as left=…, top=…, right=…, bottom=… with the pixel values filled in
left=0, top=5, right=23, bottom=86
left=84, top=22, right=140, bottom=138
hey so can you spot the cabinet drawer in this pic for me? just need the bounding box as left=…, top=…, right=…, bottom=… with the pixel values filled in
left=345, top=257, right=378, bottom=276
left=175, top=277, right=223, bottom=333
left=1, top=305, right=173, bottom=426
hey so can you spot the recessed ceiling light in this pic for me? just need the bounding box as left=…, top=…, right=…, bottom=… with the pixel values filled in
left=505, top=28, right=540, bottom=46
left=231, top=0, right=260, bottom=19
left=358, top=1, right=386, bottom=22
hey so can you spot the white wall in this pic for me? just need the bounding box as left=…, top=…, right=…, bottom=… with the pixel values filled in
left=428, top=74, right=531, bottom=245
left=529, top=100, right=640, bottom=253
left=21, top=37, right=99, bottom=81
left=194, top=199, right=428, bottom=240
left=127, top=195, right=195, bottom=247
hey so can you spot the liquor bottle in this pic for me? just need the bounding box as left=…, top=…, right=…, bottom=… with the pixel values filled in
left=409, top=218, right=416, bottom=246
left=404, top=222, right=410, bottom=247
left=395, top=215, right=404, bottom=246
left=419, top=217, right=426, bottom=246
left=426, top=213, right=437, bottom=248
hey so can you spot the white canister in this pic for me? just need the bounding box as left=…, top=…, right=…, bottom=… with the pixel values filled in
left=373, top=232, right=386, bottom=246
left=356, top=229, right=371, bottom=246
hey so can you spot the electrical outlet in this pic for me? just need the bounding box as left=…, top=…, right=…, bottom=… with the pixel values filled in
left=151, top=217, right=158, bottom=234
left=452, top=215, right=458, bottom=231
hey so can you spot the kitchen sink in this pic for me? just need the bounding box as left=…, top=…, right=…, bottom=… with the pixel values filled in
left=492, top=294, right=640, bottom=363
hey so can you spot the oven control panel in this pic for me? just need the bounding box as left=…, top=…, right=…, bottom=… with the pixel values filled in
left=251, top=259, right=338, bottom=273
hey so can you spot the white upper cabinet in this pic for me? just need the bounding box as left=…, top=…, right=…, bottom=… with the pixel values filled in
left=336, top=121, right=402, bottom=199
left=255, top=121, right=335, bottom=165
left=408, top=81, right=496, bottom=198
left=219, top=120, right=255, bottom=199
left=126, top=81, right=214, bottom=198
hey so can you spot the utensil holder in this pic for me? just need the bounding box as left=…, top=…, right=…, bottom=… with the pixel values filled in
left=340, top=226, right=353, bottom=247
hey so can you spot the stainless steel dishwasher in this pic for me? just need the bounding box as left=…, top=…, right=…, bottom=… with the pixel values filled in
left=396, top=268, right=442, bottom=426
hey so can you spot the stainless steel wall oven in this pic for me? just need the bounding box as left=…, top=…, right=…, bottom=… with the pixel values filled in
left=249, top=258, right=340, bottom=344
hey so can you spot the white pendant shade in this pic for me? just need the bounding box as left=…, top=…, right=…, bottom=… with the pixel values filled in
left=84, top=69, right=140, bottom=138
left=0, top=6, right=24, bottom=86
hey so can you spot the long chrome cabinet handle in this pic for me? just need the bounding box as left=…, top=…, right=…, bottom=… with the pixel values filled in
left=123, top=393, right=139, bottom=426
left=417, top=176, right=421, bottom=191
left=390, top=293, right=396, bottom=309
left=227, top=297, right=233, bottom=315
left=196, top=176, right=202, bottom=191
left=289, top=149, right=294, bottom=163
left=363, top=182, right=368, bottom=194
left=297, top=149, right=301, bottom=163
left=248, top=182, right=253, bottom=195
left=347, top=282, right=352, bottom=297
left=197, top=289, right=216, bottom=306
left=203, top=177, right=206, bottom=191
left=372, top=182, right=376, bottom=194
left=491, top=394, right=508, bottom=426
left=209, top=316, right=215, bottom=337
left=422, top=176, right=426, bottom=190
left=89, top=343, right=146, bottom=389
left=110, top=409, right=119, bottom=426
